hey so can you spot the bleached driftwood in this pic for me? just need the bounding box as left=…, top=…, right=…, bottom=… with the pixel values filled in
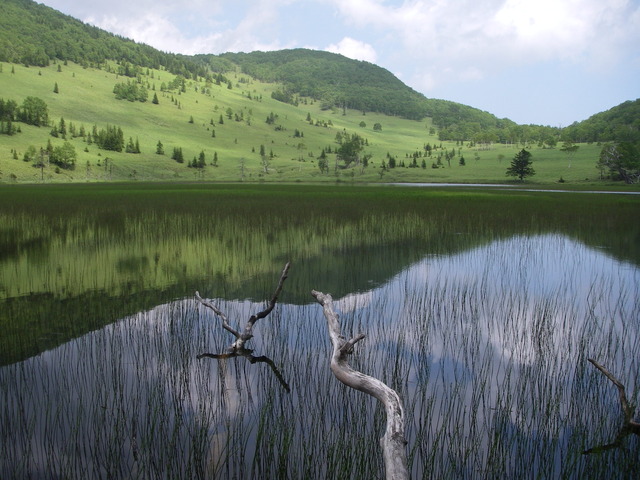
left=194, top=262, right=291, bottom=391
left=311, top=290, right=409, bottom=480
left=583, top=358, right=640, bottom=454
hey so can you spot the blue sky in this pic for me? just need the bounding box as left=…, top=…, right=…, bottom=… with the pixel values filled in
left=39, top=0, right=640, bottom=126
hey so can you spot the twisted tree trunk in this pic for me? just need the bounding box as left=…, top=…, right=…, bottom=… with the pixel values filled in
left=311, top=290, right=409, bottom=480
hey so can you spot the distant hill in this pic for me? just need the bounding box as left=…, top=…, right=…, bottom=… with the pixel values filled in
left=210, top=49, right=443, bottom=119
left=205, top=49, right=514, bottom=130
left=562, top=99, right=640, bottom=144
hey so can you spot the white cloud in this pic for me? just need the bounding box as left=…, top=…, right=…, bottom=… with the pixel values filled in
left=410, top=72, right=437, bottom=92
left=85, top=13, right=213, bottom=54
left=45, top=0, right=640, bottom=71
left=216, top=0, right=296, bottom=53
left=486, top=0, right=635, bottom=64
left=336, top=290, right=374, bottom=313
left=325, top=37, right=378, bottom=62
left=83, top=0, right=291, bottom=55
left=329, top=0, right=640, bottom=89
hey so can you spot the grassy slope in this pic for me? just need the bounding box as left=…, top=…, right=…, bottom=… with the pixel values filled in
left=0, top=61, right=621, bottom=186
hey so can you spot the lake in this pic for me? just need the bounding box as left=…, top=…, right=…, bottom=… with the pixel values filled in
left=1, top=184, right=638, bottom=478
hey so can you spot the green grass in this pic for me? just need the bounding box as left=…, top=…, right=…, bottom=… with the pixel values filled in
left=0, top=61, right=632, bottom=186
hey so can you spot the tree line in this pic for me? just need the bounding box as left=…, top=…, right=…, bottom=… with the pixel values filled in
left=1, top=96, right=49, bottom=130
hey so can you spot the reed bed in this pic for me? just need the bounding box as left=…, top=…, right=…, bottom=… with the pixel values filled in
left=2, top=233, right=638, bottom=478
left=1, top=184, right=639, bottom=478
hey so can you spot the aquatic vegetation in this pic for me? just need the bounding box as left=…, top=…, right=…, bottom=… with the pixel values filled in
left=0, top=184, right=638, bottom=477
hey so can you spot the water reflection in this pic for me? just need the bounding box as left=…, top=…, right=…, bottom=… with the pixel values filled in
left=197, top=350, right=290, bottom=393
left=1, top=234, right=638, bottom=478
left=333, top=233, right=639, bottom=477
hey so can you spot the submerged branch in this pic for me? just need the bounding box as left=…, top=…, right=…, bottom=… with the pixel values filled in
left=583, top=358, right=640, bottom=455
left=311, top=290, right=408, bottom=480
left=239, top=262, right=290, bottom=349
left=587, top=358, right=638, bottom=425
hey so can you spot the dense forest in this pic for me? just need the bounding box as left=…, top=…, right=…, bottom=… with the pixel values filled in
left=0, top=0, right=637, bottom=148
left=562, top=99, right=640, bottom=144
left=216, top=49, right=435, bottom=120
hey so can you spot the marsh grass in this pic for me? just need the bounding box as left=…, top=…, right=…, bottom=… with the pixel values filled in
left=1, top=185, right=639, bottom=478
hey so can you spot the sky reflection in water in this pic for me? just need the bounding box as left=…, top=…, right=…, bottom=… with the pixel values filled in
left=1, top=234, right=639, bottom=478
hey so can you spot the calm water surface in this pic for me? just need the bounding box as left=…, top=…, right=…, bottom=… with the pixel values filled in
left=1, top=233, right=638, bottom=478
left=1, top=185, right=638, bottom=478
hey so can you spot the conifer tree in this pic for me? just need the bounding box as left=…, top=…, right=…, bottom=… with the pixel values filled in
left=126, top=137, right=136, bottom=153
left=506, top=149, right=535, bottom=181
left=172, top=147, right=184, bottom=163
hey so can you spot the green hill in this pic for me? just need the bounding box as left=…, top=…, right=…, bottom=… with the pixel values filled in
left=218, top=49, right=433, bottom=119
left=562, top=99, right=640, bottom=144
left=207, top=49, right=526, bottom=140
left=0, top=0, right=637, bottom=185
left=0, top=59, right=609, bottom=185
left=1, top=0, right=509, bottom=129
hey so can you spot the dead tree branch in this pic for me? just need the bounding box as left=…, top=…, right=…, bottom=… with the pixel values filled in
left=194, top=292, right=241, bottom=338
left=583, top=358, right=640, bottom=455
left=194, top=262, right=291, bottom=391
left=195, top=262, right=290, bottom=352
left=587, top=358, right=639, bottom=426
left=311, top=290, right=409, bottom=480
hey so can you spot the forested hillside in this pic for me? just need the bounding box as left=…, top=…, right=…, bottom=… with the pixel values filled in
left=562, top=99, right=640, bottom=143
left=212, top=50, right=515, bottom=130
left=214, top=49, right=438, bottom=120
left=1, top=0, right=637, bottom=147
left=0, top=0, right=520, bottom=135
left=0, top=0, right=207, bottom=78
